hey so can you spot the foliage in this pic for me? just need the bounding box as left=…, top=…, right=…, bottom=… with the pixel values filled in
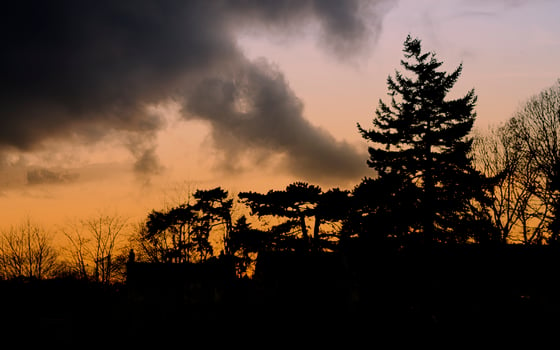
left=139, top=187, right=233, bottom=263
left=357, top=35, right=492, bottom=245
left=239, top=182, right=350, bottom=253
left=226, top=216, right=268, bottom=276
left=341, top=175, right=421, bottom=246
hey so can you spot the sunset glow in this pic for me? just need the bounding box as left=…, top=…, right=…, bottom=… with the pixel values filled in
left=1, top=0, right=559, bottom=230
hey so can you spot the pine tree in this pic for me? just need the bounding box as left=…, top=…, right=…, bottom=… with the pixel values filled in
left=357, top=35, right=490, bottom=245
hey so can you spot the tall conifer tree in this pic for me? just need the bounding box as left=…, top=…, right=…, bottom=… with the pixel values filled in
left=358, top=35, right=489, bottom=244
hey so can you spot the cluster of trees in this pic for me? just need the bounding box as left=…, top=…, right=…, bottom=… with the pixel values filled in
left=474, top=81, right=560, bottom=244
left=134, top=187, right=233, bottom=264
left=1, top=35, right=559, bottom=282
left=0, top=215, right=129, bottom=282
left=0, top=219, right=58, bottom=280
left=128, top=36, right=560, bottom=275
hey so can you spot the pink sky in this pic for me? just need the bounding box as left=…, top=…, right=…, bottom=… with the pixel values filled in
left=1, top=0, right=559, bottom=230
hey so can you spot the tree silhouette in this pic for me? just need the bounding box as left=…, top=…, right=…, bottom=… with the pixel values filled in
left=0, top=218, right=59, bottom=280
left=145, top=204, right=195, bottom=262
left=239, top=182, right=350, bottom=252
left=357, top=35, right=491, bottom=245
left=239, top=182, right=320, bottom=252
left=314, top=187, right=352, bottom=250
left=342, top=174, right=421, bottom=247
left=141, top=187, right=233, bottom=263
left=506, top=80, right=560, bottom=244
left=192, top=187, right=233, bottom=256
left=227, top=215, right=268, bottom=276
left=63, top=214, right=128, bottom=283
left=473, top=123, right=542, bottom=244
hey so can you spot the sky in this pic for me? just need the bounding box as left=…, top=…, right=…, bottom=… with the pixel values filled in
left=1, top=0, right=559, bottom=230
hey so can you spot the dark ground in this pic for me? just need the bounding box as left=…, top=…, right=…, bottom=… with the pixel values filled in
left=2, top=246, right=560, bottom=347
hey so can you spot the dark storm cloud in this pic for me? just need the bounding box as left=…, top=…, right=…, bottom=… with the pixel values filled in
left=1, top=0, right=393, bottom=180
left=1, top=0, right=236, bottom=164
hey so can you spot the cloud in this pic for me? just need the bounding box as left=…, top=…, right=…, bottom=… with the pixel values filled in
left=0, top=0, right=393, bottom=181
left=133, top=148, right=163, bottom=176
left=124, top=131, right=163, bottom=177
left=26, top=168, right=79, bottom=185
left=185, top=58, right=368, bottom=181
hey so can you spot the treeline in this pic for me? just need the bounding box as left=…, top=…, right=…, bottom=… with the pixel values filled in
left=1, top=35, right=560, bottom=283
left=0, top=216, right=129, bottom=282
left=124, top=36, right=560, bottom=277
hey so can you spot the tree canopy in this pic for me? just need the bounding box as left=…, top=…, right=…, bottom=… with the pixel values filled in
left=239, top=182, right=350, bottom=252
left=357, top=35, right=491, bottom=245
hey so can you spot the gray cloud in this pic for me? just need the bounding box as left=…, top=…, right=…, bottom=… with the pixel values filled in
left=1, top=0, right=393, bottom=181
left=185, top=58, right=368, bottom=180
left=124, top=131, right=163, bottom=177
left=27, top=168, right=79, bottom=185
left=133, top=148, right=163, bottom=176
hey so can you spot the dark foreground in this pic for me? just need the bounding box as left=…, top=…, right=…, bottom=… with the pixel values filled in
left=2, top=245, right=560, bottom=347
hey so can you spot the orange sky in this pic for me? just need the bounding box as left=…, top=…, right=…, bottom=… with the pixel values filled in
left=1, top=0, right=559, bottom=231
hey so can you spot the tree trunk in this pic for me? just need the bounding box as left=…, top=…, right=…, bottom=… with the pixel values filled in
left=299, top=214, right=309, bottom=250
left=312, top=216, right=321, bottom=251
left=423, top=118, right=435, bottom=247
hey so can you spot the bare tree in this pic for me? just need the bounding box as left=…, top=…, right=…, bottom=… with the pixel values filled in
left=0, top=218, right=59, bottom=280
left=473, top=124, right=539, bottom=243
left=474, top=80, right=560, bottom=244
left=509, top=79, right=560, bottom=243
left=63, top=221, right=90, bottom=280
left=63, top=213, right=129, bottom=283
